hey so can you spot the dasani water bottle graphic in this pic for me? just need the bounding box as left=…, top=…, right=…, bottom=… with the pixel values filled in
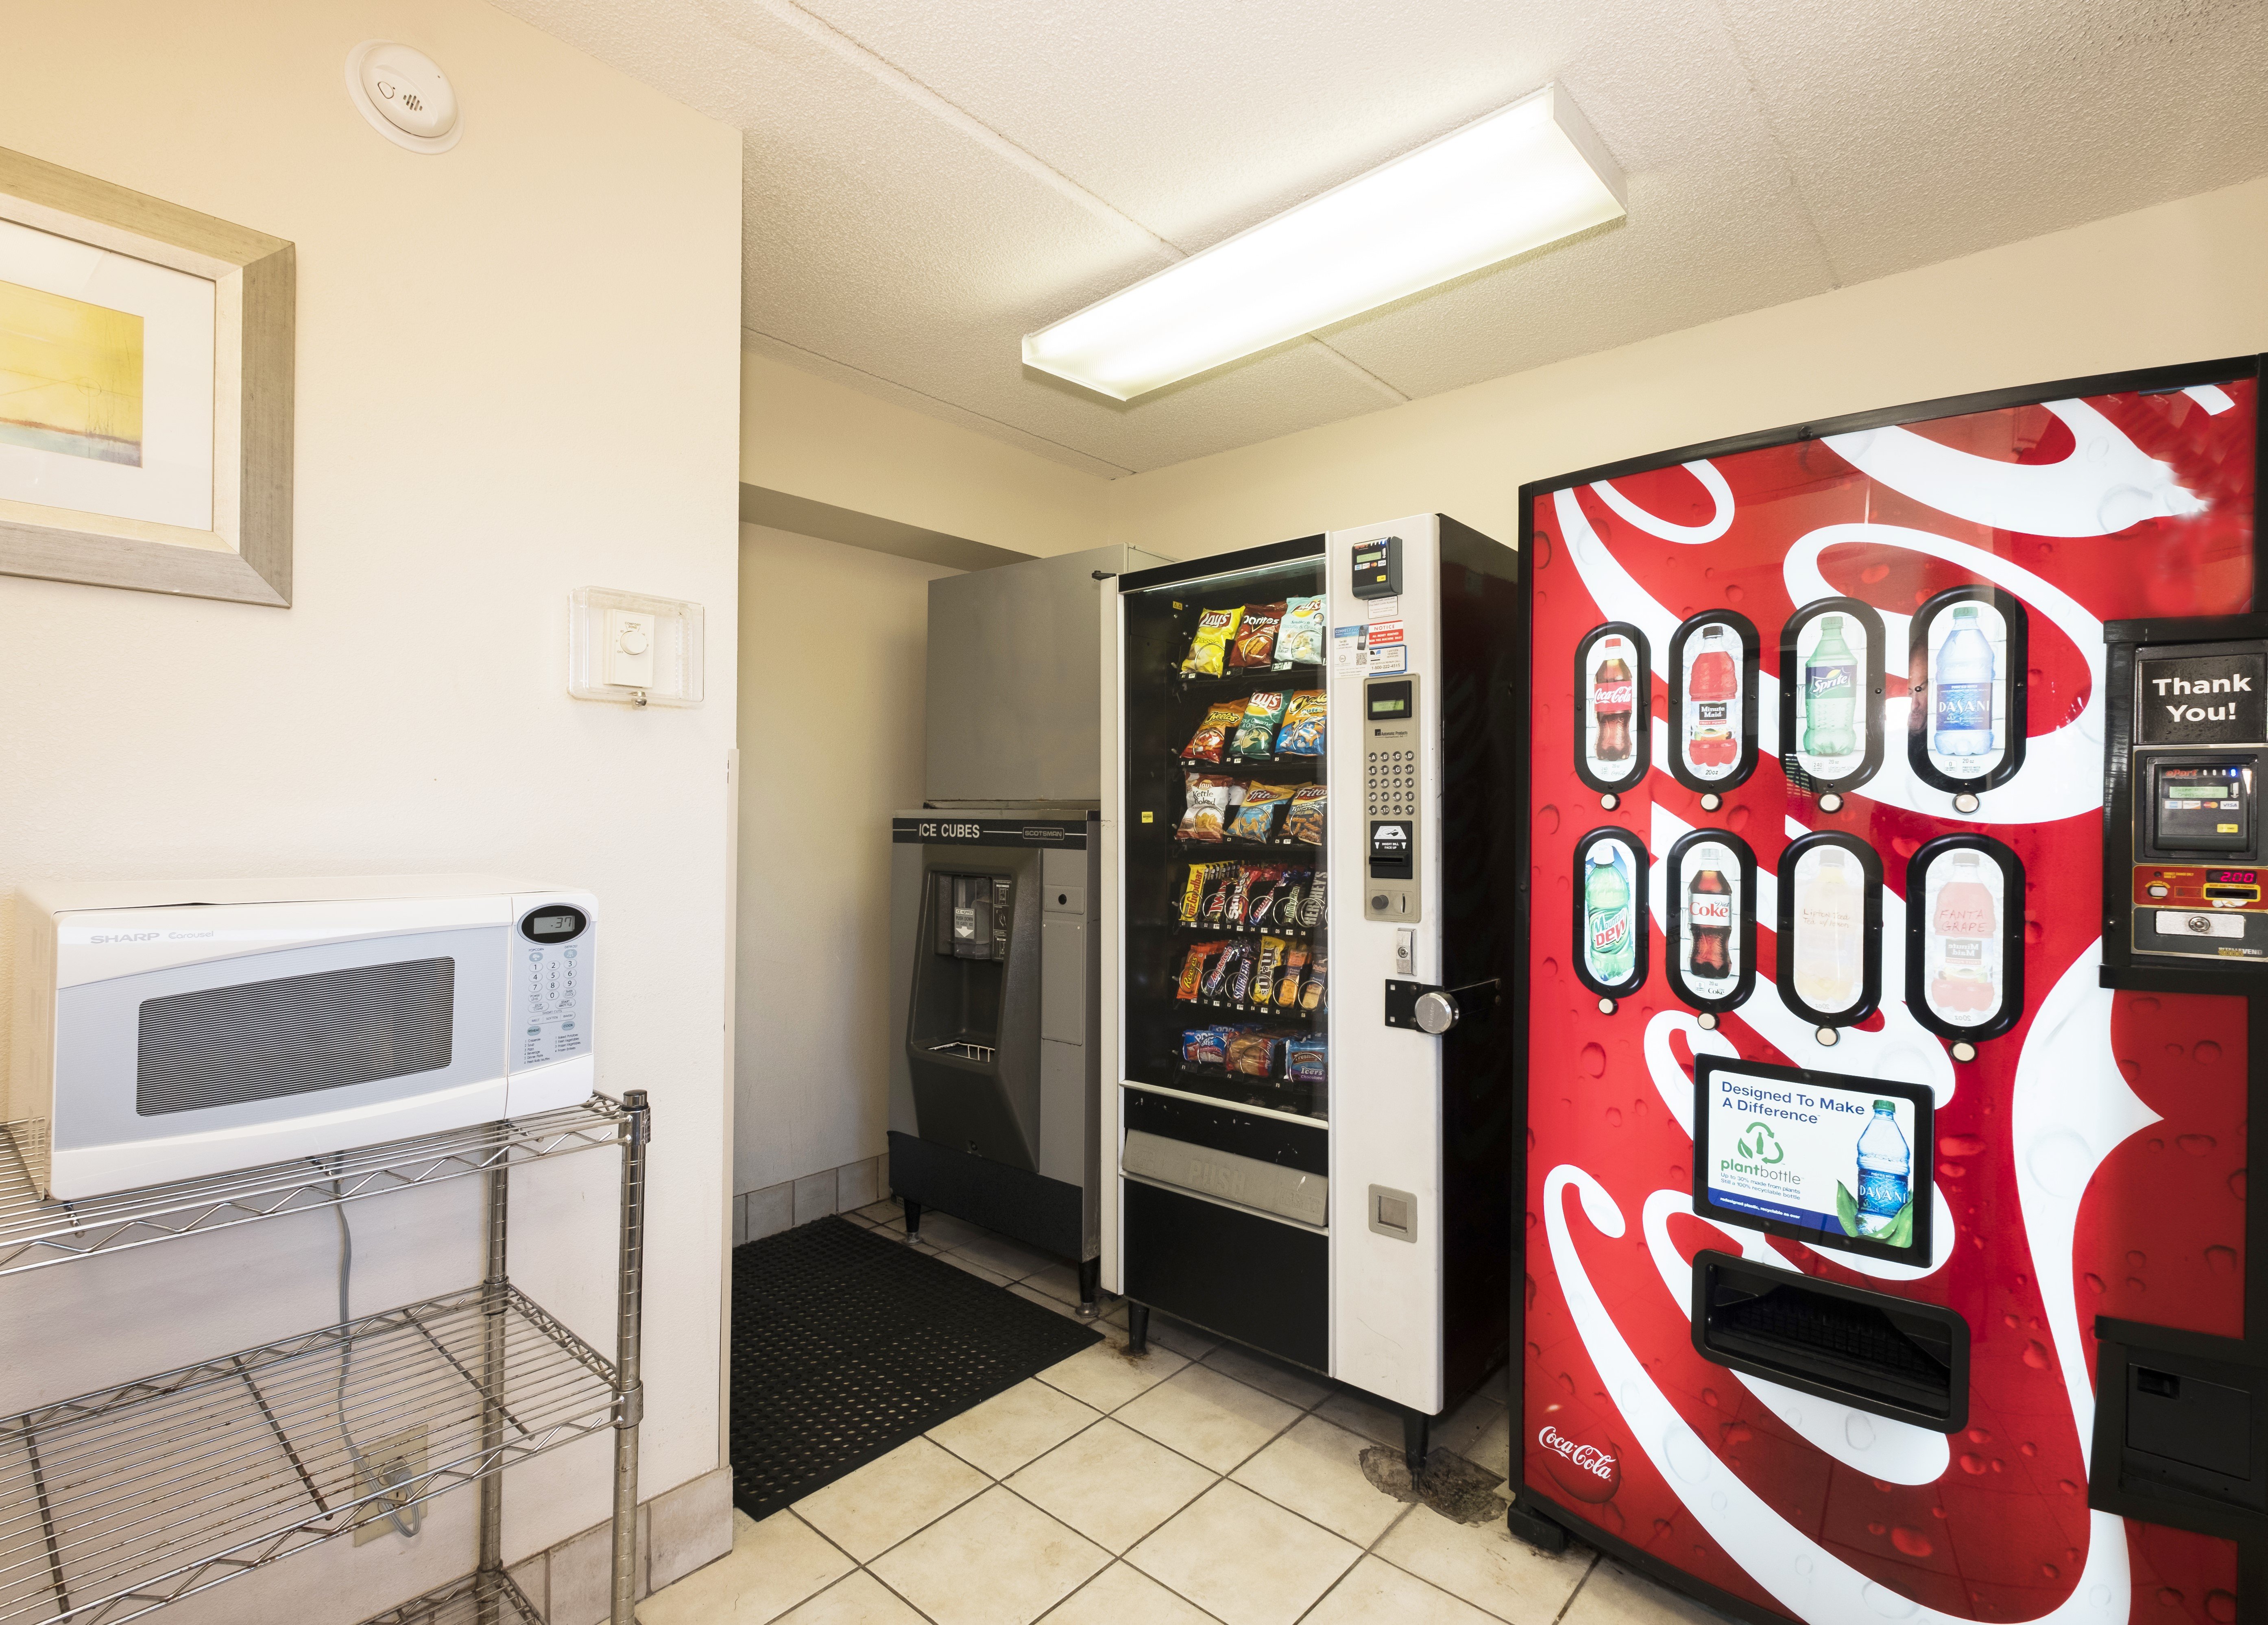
left=1854, top=1100, right=1910, bottom=1239
left=1932, top=604, right=1998, bottom=757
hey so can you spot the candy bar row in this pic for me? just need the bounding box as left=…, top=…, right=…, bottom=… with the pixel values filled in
left=1180, top=774, right=1326, bottom=844
left=1180, top=1024, right=1328, bottom=1087
left=1181, top=688, right=1326, bottom=763
left=1176, top=935, right=1327, bottom=1014
left=1179, top=597, right=1327, bottom=676
left=1177, top=863, right=1324, bottom=931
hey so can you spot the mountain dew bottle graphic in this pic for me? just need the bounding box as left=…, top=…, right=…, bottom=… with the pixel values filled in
left=1802, top=615, right=1859, bottom=758
left=1855, top=1100, right=1910, bottom=1238
left=1583, top=847, right=1634, bottom=986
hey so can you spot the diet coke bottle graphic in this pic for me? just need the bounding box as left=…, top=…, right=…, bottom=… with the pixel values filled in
left=1687, top=869, right=1732, bottom=981
left=1591, top=638, right=1635, bottom=765
left=1928, top=850, right=1998, bottom=1017
left=1686, top=625, right=1739, bottom=773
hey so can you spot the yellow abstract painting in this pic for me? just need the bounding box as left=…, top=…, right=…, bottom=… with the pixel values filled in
left=0, top=278, right=143, bottom=466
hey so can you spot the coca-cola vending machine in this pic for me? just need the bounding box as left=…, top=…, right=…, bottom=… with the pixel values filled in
left=1514, top=357, right=2268, bottom=1623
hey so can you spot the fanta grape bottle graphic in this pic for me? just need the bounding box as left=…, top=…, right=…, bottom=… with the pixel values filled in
left=1686, top=625, right=1738, bottom=769
left=1801, top=615, right=1858, bottom=758
left=1584, top=847, right=1634, bottom=985
left=1932, top=605, right=1998, bottom=758
left=1592, top=637, right=1635, bottom=763
left=1793, top=849, right=1859, bottom=1011
left=1856, top=1099, right=1911, bottom=1237
left=1929, top=850, right=1997, bottom=1015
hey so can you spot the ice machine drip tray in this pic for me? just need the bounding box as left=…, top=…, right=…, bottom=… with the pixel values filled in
left=1692, top=1250, right=1970, bottom=1432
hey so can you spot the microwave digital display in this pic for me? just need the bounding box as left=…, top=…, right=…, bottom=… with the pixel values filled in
left=521, top=907, right=587, bottom=942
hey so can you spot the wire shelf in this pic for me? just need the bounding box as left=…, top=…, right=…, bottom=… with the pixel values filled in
left=0, top=1102, right=626, bottom=1280
left=0, top=1283, right=619, bottom=1625
left=351, top=1570, right=543, bottom=1625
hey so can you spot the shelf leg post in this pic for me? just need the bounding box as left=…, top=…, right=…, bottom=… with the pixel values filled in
left=612, top=1089, right=652, bottom=1625
left=478, top=1143, right=511, bottom=1625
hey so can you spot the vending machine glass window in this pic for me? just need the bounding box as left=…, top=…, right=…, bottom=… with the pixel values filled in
left=1119, top=548, right=1330, bottom=1122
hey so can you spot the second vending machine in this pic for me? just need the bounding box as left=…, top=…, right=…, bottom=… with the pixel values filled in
left=1515, top=357, right=2268, bottom=1622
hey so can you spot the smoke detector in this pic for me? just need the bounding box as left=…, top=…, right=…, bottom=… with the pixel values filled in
left=346, top=41, right=462, bottom=153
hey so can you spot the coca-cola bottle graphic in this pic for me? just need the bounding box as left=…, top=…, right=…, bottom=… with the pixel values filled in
left=1686, top=625, right=1738, bottom=772
left=1928, top=850, right=1998, bottom=1017
left=1687, top=868, right=1733, bottom=984
left=1592, top=638, right=1635, bottom=765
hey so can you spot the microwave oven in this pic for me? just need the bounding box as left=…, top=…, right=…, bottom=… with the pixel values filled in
left=7, top=874, right=597, bottom=1200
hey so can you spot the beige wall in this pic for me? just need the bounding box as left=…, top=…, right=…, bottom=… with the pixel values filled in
left=0, top=4, right=741, bottom=1619
left=1101, top=174, right=2268, bottom=555
left=734, top=525, right=953, bottom=1196
left=741, top=349, right=1108, bottom=558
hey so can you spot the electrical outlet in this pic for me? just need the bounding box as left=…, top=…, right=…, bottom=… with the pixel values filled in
left=352, top=1422, right=428, bottom=1544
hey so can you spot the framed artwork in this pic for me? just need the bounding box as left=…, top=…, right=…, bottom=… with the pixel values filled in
left=0, top=146, right=293, bottom=606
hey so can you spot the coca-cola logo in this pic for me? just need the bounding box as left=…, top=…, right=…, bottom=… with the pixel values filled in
left=1538, top=1425, right=1615, bottom=1478
left=1592, top=682, right=1634, bottom=709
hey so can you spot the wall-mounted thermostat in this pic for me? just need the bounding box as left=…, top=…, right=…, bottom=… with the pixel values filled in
left=569, top=587, right=703, bottom=707
left=346, top=42, right=462, bottom=153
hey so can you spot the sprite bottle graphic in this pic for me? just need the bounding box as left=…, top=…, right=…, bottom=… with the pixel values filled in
left=1583, top=847, right=1634, bottom=986
left=1801, top=615, right=1858, bottom=759
left=1855, top=1100, right=1910, bottom=1238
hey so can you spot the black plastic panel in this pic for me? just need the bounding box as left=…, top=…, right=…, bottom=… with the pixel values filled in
left=1122, top=1087, right=1327, bottom=1176
left=888, top=1131, right=1086, bottom=1261
left=1123, top=1177, right=1328, bottom=1371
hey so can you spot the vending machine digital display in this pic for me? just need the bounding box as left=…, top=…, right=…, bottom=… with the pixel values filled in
left=1516, top=356, right=2267, bottom=1624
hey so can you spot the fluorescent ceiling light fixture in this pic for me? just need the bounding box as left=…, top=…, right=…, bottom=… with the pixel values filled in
left=1023, top=83, right=1625, bottom=402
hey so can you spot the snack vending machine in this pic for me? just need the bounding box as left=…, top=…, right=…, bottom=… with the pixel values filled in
left=1515, top=357, right=2268, bottom=1623
left=1102, top=518, right=1523, bottom=1444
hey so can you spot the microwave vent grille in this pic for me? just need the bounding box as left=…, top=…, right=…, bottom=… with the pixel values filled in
left=137, top=957, right=458, bottom=1117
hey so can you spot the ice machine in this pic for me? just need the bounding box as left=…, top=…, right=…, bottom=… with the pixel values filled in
left=1512, top=356, right=2268, bottom=1623
left=1101, top=516, right=1524, bottom=1458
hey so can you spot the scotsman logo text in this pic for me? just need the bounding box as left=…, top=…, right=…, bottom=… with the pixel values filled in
left=1537, top=1425, right=1615, bottom=1480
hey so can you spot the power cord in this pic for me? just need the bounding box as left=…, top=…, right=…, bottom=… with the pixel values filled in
left=333, top=1171, right=421, bottom=1540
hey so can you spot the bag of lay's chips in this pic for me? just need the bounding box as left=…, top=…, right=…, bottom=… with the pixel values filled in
left=1276, top=690, right=1326, bottom=756
left=1180, top=606, right=1243, bottom=676
left=1227, top=689, right=1288, bottom=760
left=1181, top=700, right=1243, bottom=762
left=1229, top=602, right=1285, bottom=668
left=1276, top=595, right=1326, bottom=664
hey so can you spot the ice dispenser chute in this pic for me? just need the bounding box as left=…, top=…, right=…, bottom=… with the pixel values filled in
left=906, top=860, right=1042, bottom=1171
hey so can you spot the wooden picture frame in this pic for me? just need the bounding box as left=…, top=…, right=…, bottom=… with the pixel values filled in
left=0, top=146, right=293, bottom=606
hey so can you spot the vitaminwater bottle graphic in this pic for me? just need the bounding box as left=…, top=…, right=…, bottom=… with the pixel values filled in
left=1929, top=850, right=1998, bottom=1017
left=1686, top=626, right=1739, bottom=772
left=1855, top=1100, right=1911, bottom=1238
left=1932, top=605, right=1998, bottom=758
left=1793, top=849, right=1859, bottom=1011
left=1801, top=615, right=1859, bottom=759
left=1584, top=847, right=1635, bottom=986
left=1592, top=638, right=1636, bottom=765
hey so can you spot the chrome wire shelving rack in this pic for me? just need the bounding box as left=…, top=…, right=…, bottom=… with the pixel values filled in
left=0, top=1093, right=651, bottom=1625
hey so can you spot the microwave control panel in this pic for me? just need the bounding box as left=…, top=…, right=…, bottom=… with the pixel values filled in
left=513, top=902, right=591, bottom=1069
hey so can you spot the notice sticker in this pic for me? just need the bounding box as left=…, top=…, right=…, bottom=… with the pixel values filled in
left=1367, top=620, right=1405, bottom=648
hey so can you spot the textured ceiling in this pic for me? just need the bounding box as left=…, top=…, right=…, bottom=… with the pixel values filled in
left=494, top=0, right=2268, bottom=475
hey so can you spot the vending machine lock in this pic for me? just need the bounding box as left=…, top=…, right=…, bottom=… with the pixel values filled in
left=1383, top=978, right=1498, bottom=1033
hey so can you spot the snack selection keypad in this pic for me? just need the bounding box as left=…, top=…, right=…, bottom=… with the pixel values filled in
left=1364, top=675, right=1422, bottom=924
left=513, top=905, right=591, bottom=1068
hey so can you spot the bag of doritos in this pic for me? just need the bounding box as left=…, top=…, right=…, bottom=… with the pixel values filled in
left=1229, top=602, right=1285, bottom=668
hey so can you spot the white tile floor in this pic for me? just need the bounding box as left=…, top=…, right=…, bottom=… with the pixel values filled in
left=641, top=1200, right=1732, bottom=1625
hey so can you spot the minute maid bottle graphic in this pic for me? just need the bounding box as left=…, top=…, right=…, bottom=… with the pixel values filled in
left=1837, top=1099, right=1913, bottom=1245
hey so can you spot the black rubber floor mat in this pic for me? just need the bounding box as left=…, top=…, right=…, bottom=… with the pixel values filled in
left=728, top=1215, right=1101, bottom=1521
